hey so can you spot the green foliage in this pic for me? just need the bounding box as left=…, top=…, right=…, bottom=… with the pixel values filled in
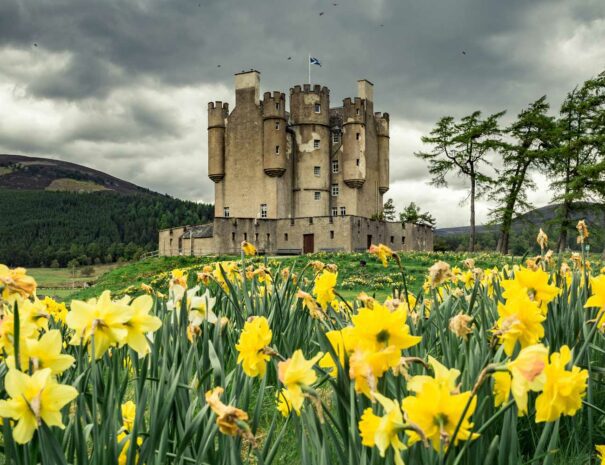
left=415, top=110, right=504, bottom=251
left=382, top=198, right=397, bottom=221
left=0, top=189, right=213, bottom=267
left=400, top=202, right=436, bottom=227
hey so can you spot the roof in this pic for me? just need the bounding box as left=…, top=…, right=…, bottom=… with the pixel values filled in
left=182, top=223, right=214, bottom=239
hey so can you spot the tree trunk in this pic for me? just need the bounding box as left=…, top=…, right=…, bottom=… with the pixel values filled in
left=496, top=231, right=509, bottom=254
left=556, top=200, right=571, bottom=252
left=469, top=174, right=476, bottom=252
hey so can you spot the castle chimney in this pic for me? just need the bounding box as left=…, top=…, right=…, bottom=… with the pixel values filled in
left=235, top=70, right=261, bottom=106
left=357, top=79, right=374, bottom=102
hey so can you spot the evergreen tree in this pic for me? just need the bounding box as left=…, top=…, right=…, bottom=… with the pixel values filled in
left=382, top=198, right=397, bottom=221
left=490, top=96, right=555, bottom=254
left=416, top=111, right=503, bottom=250
left=399, top=202, right=436, bottom=227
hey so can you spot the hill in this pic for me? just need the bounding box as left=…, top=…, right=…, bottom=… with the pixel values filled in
left=435, top=202, right=605, bottom=253
left=0, top=154, right=149, bottom=194
left=0, top=154, right=213, bottom=267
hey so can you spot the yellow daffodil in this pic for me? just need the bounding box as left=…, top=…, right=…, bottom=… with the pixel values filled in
left=596, top=445, right=605, bottom=465
left=493, top=344, right=548, bottom=415
left=121, top=401, right=136, bottom=432
left=0, top=368, right=78, bottom=444
left=296, top=289, right=323, bottom=319
left=277, top=350, right=323, bottom=414
left=369, top=243, right=394, bottom=267
left=495, top=294, right=545, bottom=356
left=205, top=387, right=250, bottom=436
left=66, top=290, right=134, bottom=359
left=43, top=296, right=68, bottom=324
left=276, top=388, right=296, bottom=417
left=349, top=345, right=400, bottom=396
left=501, top=267, right=559, bottom=311
left=358, top=392, right=406, bottom=465
left=8, top=329, right=74, bottom=375
left=402, top=375, right=478, bottom=451
left=535, top=345, right=588, bottom=423
left=235, top=316, right=272, bottom=377
left=0, top=307, right=39, bottom=355
left=313, top=270, right=337, bottom=310
left=0, top=265, right=37, bottom=299
left=408, top=356, right=461, bottom=394
left=585, top=276, right=605, bottom=331
left=117, top=431, right=142, bottom=465
left=241, top=241, right=257, bottom=256
left=122, top=295, right=162, bottom=356
left=318, top=328, right=354, bottom=377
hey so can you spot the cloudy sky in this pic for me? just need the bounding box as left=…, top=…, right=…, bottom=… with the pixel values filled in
left=1, top=0, right=604, bottom=227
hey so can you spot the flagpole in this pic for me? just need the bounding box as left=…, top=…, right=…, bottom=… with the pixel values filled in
left=308, top=54, right=311, bottom=84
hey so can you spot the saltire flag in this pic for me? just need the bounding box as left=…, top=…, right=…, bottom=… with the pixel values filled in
left=310, top=57, right=322, bottom=67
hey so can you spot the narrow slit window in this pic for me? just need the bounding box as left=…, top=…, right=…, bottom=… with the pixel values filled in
left=275, top=121, right=280, bottom=130
left=275, top=145, right=280, bottom=154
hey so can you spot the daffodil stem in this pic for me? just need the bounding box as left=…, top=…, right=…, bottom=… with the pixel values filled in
left=334, top=290, right=353, bottom=313
left=393, top=253, right=411, bottom=308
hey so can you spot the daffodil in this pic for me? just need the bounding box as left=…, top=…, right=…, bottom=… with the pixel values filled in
left=277, top=350, right=323, bottom=414
left=66, top=290, right=134, bottom=359
left=0, top=265, right=37, bottom=298
left=318, top=328, right=354, bottom=377
left=43, top=296, right=68, bottom=323
left=501, top=267, right=559, bottom=311
left=8, top=330, right=74, bottom=375
left=494, top=294, right=545, bottom=356
left=369, top=243, right=394, bottom=267
left=493, top=344, right=548, bottom=415
left=428, top=261, right=453, bottom=288
left=535, top=345, right=588, bottom=423
left=276, top=388, right=296, bottom=417
left=235, top=316, right=272, bottom=377
left=358, top=392, right=406, bottom=465
left=0, top=368, right=78, bottom=444
left=241, top=241, right=257, bottom=256
left=313, top=270, right=337, bottom=310
left=596, top=445, right=605, bottom=465
left=402, top=375, right=478, bottom=451
left=121, top=401, right=136, bottom=432
left=122, top=295, right=162, bottom=356
left=296, top=289, right=323, bottom=319
left=117, top=431, right=142, bottom=465
left=0, top=307, right=39, bottom=355
left=449, top=313, right=473, bottom=340
left=205, top=387, right=250, bottom=436
left=407, top=356, right=460, bottom=394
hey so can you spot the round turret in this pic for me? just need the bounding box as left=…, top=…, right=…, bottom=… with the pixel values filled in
left=208, top=101, right=229, bottom=182
left=376, top=112, right=390, bottom=194
left=342, top=97, right=367, bottom=189
left=262, top=91, right=288, bottom=177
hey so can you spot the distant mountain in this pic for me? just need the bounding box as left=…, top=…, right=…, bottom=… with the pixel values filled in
left=0, top=154, right=149, bottom=194
left=435, top=203, right=605, bottom=253
left=0, top=154, right=213, bottom=267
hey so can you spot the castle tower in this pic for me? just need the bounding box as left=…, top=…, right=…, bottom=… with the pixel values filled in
left=376, top=112, right=390, bottom=194
left=290, top=84, right=331, bottom=217
left=262, top=91, right=287, bottom=177
left=207, top=101, right=229, bottom=182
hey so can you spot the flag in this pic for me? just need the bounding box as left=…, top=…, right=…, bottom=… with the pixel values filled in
left=310, top=57, right=321, bottom=67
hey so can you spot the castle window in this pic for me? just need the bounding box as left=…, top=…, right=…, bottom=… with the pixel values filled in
left=331, top=207, right=338, bottom=216
left=267, top=233, right=270, bottom=242
left=309, top=217, right=313, bottom=224
left=356, top=108, right=360, bottom=116
left=331, top=184, right=339, bottom=196
left=244, top=233, right=247, bottom=240
left=331, top=160, right=339, bottom=173
left=356, top=132, right=360, bottom=140
left=260, top=204, right=267, bottom=218
left=402, top=237, right=405, bottom=244
left=332, top=132, right=339, bottom=143
left=223, top=207, right=230, bottom=217
left=232, top=232, right=235, bottom=241
left=356, top=159, right=360, bottom=166
left=314, top=166, right=321, bottom=177
left=314, top=191, right=321, bottom=200
left=275, top=145, right=280, bottom=154
left=314, top=103, right=321, bottom=113
left=390, top=236, right=394, bottom=243
left=340, top=206, right=346, bottom=216
left=330, top=231, right=334, bottom=239
left=313, top=139, right=320, bottom=149
left=275, top=121, right=280, bottom=130
left=284, top=233, right=288, bottom=241
left=275, top=102, right=280, bottom=111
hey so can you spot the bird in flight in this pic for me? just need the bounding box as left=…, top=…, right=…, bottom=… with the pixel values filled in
left=287, top=57, right=292, bottom=60
left=380, top=24, right=384, bottom=27
left=319, top=11, right=324, bottom=16
left=462, top=51, right=467, bottom=55
left=217, top=64, right=221, bottom=67
left=333, top=2, right=338, bottom=5
left=33, top=43, right=38, bottom=47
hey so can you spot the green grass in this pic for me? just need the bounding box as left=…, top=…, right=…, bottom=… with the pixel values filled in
left=29, top=263, right=121, bottom=299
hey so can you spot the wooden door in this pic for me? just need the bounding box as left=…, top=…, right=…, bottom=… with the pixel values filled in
left=303, top=234, right=314, bottom=254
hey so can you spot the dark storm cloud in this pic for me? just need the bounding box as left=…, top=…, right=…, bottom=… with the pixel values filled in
left=0, top=0, right=604, bottom=226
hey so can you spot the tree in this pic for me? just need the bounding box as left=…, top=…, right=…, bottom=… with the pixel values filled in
left=489, top=96, right=555, bottom=254
left=546, top=72, right=605, bottom=251
left=399, top=202, right=436, bottom=227
left=416, top=111, right=504, bottom=251
left=383, top=198, right=397, bottom=221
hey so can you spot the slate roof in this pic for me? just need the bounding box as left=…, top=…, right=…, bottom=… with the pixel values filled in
left=182, top=223, right=214, bottom=239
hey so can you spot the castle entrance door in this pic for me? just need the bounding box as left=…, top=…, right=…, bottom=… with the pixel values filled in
left=367, top=235, right=373, bottom=249
left=303, top=234, right=315, bottom=254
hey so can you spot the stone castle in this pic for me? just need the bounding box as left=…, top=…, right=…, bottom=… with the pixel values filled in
left=159, top=70, right=433, bottom=256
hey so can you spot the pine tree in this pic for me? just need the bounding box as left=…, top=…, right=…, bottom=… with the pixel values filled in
left=382, top=198, right=396, bottom=221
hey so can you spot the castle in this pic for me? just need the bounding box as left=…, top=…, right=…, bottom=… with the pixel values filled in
left=159, top=70, right=433, bottom=256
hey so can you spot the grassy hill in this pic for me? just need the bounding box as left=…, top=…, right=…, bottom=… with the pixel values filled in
left=0, top=154, right=213, bottom=267
left=435, top=202, right=605, bottom=253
